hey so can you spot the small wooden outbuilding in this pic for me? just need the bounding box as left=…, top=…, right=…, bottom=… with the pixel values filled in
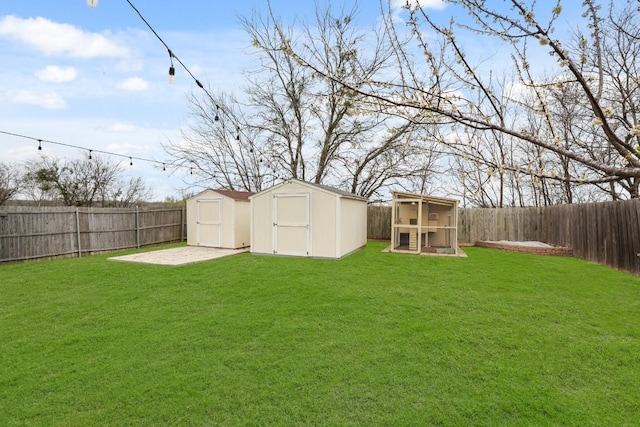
left=250, top=179, right=368, bottom=258
left=186, top=189, right=253, bottom=249
left=390, top=191, right=459, bottom=255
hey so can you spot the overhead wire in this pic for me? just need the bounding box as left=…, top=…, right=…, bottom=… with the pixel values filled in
left=123, top=0, right=222, bottom=115
left=0, top=129, right=164, bottom=168
left=4, top=0, right=262, bottom=180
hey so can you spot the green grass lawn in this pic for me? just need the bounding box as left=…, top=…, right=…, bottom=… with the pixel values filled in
left=1, top=242, right=639, bottom=426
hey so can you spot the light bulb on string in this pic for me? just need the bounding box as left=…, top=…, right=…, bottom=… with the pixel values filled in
left=214, top=105, right=220, bottom=122
left=167, top=49, right=175, bottom=84
left=129, top=157, right=133, bottom=166
left=89, top=150, right=92, bottom=160
left=38, top=140, right=42, bottom=150
left=86, top=0, right=98, bottom=8
left=162, top=163, right=166, bottom=171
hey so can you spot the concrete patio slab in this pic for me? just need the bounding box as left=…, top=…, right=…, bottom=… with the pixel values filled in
left=108, top=246, right=249, bottom=266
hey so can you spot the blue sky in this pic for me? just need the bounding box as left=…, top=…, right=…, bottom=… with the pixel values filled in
left=0, top=0, right=583, bottom=200
left=1, top=0, right=437, bottom=200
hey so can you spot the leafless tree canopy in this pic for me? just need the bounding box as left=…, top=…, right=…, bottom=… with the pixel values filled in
left=22, top=154, right=151, bottom=207
left=0, top=162, right=23, bottom=205
left=164, top=2, right=442, bottom=199
left=274, top=0, right=640, bottom=204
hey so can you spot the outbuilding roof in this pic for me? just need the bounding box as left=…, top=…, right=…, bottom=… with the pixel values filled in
left=211, top=189, right=254, bottom=200
left=251, top=178, right=368, bottom=202
left=392, top=191, right=458, bottom=205
left=189, top=189, right=254, bottom=201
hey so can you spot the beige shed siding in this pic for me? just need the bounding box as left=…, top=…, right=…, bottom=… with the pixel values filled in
left=220, top=196, right=233, bottom=247
left=186, top=189, right=220, bottom=247
left=250, top=179, right=367, bottom=259
left=186, top=189, right=251, bottom=249
left=250, top=190, right=273, bottom=255
left=186, top=196, right=197, bottom=246
left=234, top=200, right=251, bottom=248
left=310, top=187, right=337, bottom=258
left=340, top=197, right=368, bottom=255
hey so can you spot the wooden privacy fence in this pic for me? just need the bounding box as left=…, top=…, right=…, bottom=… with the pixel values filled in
left=368, top=200, right=640, bottom=275
left=0, top=206, right=186, bottom=263
left=458, top=200, right=640, bottom=274
left=367, top=205, right=392, bottom=240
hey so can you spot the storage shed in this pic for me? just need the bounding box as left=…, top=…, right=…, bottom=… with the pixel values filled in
left=390, top=192, right=459, bottom=255
left=250, top=179, right=368, bottom=258
left=186, top=189, right=253, bottom=249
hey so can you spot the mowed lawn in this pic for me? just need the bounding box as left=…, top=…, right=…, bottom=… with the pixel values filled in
left=1, top=242, right=639, bottom=426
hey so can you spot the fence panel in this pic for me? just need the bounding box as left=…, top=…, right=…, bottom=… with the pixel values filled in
left=367, top=205, right=391, bottom=240
left=0, top=207, right=78, bottom=262
left=454, top=200, right=640, bottom=275
left=0, top=206, right=185, bottom=263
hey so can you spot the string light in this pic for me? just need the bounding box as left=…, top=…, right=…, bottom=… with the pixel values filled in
left=129, top=157, right=133, bottom=166
left=1, top=129, right=169, bottom=170
left=84, top=0, right=261, bottom=172
left=87, top=0, right=256, bottom=146
left=168, top=49, right=175, bottom=84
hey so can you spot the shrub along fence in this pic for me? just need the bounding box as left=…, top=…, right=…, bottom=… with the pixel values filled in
left=0, top=206, right=185, bottom=263
left=367, top=199, right=640, bottom=275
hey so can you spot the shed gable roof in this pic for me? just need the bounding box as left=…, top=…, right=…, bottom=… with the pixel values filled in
left=252, top=179, right=367, bottom=202
left=211, top=189, right=254, bottom=200
left=392, top=191, right=458, bottom=205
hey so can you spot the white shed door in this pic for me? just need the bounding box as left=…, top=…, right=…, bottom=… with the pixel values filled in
left=273, top=193, right=310, bottom=256
left=196, top=199, right=222, bottom=247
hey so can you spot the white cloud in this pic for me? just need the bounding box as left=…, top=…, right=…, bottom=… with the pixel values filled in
left=189, top=64, right=203, bottom=76
left=108, top=123, right=137, bottom=132
left=35, top=65, right=78, bottom=83
left=116, top=77, right=149, bottom=92
left=2, top=90, right=67, bottom=109
left=114, top=59, right=144, bottom=73
left=0, top=15, right=129, bottom=58
left=107, top=143, right=152, bottom=155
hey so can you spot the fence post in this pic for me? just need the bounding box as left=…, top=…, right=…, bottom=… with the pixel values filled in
left=136, top=206, right=140, bottom=249
left=75, top=208, right=82, bottom=258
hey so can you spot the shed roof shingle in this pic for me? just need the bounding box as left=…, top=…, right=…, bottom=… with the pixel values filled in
left=211, top=189, right=254, bottom=200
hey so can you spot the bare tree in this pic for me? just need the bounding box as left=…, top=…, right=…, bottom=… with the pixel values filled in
left=23, top=154, right=151, bottom=207
left=0, top=162, right=23, bottom=205
left=277, top=0, right=640, bottom=200
left=164, top=92, right=267, bottom=192
left=165, top=1, right=440, bottom=198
